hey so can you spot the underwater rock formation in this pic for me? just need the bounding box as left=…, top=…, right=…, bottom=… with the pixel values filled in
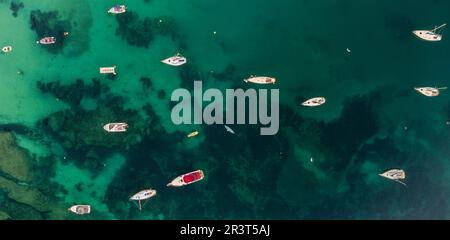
left=115, top=11, right=179, bottom=48
left=9, top=1, right=24, bottom=18
left=0, top=211, right=10, bottom=220
left=0, top=132, right=33, bottom=182
left=30, top=10, right=71, bottom=53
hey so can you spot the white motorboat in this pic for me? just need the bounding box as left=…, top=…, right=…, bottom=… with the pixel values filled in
left=108, top=5, right=126, bottom=14
left=379, top=169, right=406, bottom=186
left=99, top=66, right=117, bottom=75
left=36, top=37, right=56, bottom=45
left=415, top=87, right=446, bottom=97
left=161, top=53, right=187, bottom=66
left=1, top=46, right=12, bottom=53
left=130, top=188, right=156, bottom=211
left=302, top=97, right=326, bottom=107
left=244, top=76, right=276, bottom=84
left=413, top=23, right=446, bottom=42
left=103, top=123, right=128, bottom=132
left=167, top=170, right=204, bottom=187
left=68, top=205, right=91, bottom=215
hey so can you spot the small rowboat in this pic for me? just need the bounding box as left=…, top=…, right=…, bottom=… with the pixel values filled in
left=108, top=5, right=126, bottom=14
left=1, top=46, right=12, bottom=53
left=167, top=170, right=204, bottom=187
left=302, top=97, right=326, bottom=107
left=130, top=189, right=156, bottom=211
left=103, top=123, right=128, bottom=132
left=244, top=76, right=276, bottom=84
left=99, top=66, right=117, bottom=75
left=37, top=37, right=56, bottom=45
left=68, top=205, right=91, bottom=215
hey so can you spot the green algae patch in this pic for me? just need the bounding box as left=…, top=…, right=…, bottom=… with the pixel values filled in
left=0, top=132, right=33, bottom=182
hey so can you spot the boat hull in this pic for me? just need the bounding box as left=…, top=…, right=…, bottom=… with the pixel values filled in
left=302, top=97, right=326, bottom=107
left=413, top=30, right=442, bottom=42
left=37, top=37, right=56, bottom=45
left=99, top=66, right=117, bottom=75
left=379, top=169, right=405, bottom=180
left=415, top=87, right=441, bottom=97
left=68, top=205, right=91, bottom=215
left=167, top=170, right=204, bottom=187
left=103, top=123, right=128, bottom=132
left=108, top=5, right=126, bottom=14
left=161, top=54, right=187, bottom=66
left=130, top=189, right=157, bottom=201
left=244, top=76, right=276, bottom=84
left=1, top=46, right=12, bottom=53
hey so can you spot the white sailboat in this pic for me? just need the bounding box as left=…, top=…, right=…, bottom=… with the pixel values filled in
left=379, top=169, right=406, bottom=186
left=413, top=23, right=446, bottom=42
left=129, top=189, right=157, bottom=211
left=108, top=5, right=126, bottom=14
left=301, top=97, right=326, bottom=107
left=68, top=205, right=91, bottom=215
left=244, top=76, right=276, bottom=84
left=36, top=36, right=56, bottom=45
left=161, top=53, right=187, bottom=66
left=224, top=125, right=235, bottom=134
left=415, top=87, right=447, bottom=97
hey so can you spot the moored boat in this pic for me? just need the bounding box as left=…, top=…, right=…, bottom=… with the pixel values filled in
left=161, top=53, right=187, bottom=66
left=187, top=131, right=199, bottom=138
left=99, top=66, right=117, bottom=75
left=413, top=23, right=446, bottom=42
left=68, top=205, right=91, bottom=215
left=1, top=46, right=12, bottom=53
left=37, top=37, right=56, bottom=45
left=108, top=5, right=126, bottom=14
left=379, top=169, right=406, bottom=186
left=244, top=76, right=276, bottom=84
left=301, top=97, right=326, bottom=107
left=130, top=188, right=157, bottom=211
left=167, top=170, right=204, bottom=187
left=103, top=123, right=128, bottom=132
left=415, top=87, right=446, bottom=97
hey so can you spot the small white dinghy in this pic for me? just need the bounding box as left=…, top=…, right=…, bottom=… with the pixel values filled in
left=161, top=53, right=187, bottom=66
left=167, top=170, right=204, bottom=187
left=415, top=87, right=447, bottom=97
left=187, top=131, right=199, bottom=138
left=244, top=76, right=276, bottom=84
left=413, top=23, right=446, bottom=42
left=99, top=66, right=117, bottom=75
left=129, top=188, right=156, bottom=211
left=108, top=5, right=126, bottom=14
left=379, top=169, right=406, bottom=186
left=103, top=123, right=128, bottom=132
left=1, top=46, right=12, bottom=53
left=68, top=205, right=91, bottom=215
left=302, top=97, right=326, bottom=107
left=37, top=37, right=56, bottom=45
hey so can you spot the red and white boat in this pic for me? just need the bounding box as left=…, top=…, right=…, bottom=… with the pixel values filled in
left=161, top=53, right=187, bottom=66
left=129, top=188, right=157, bottom=211
left=244, top=76, right=276, bottom=84
left=37, top=37, right=56, bottom=45
left=68, top=205, right=91, bottom=215
left=108, top=5, right=126, bottom=14
left=103, top=123, right=128, bottom=132
left=167, top=170, right=204, bottom=187
left=415, top=87, right=446, bottom=97
left=99, top=66, right=117, bottom=75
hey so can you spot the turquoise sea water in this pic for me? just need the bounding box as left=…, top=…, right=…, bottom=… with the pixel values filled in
left=0, top=0, right=449, bottom=219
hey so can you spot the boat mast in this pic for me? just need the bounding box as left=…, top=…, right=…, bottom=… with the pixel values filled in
left=433, top=23, right=447, bottom=33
